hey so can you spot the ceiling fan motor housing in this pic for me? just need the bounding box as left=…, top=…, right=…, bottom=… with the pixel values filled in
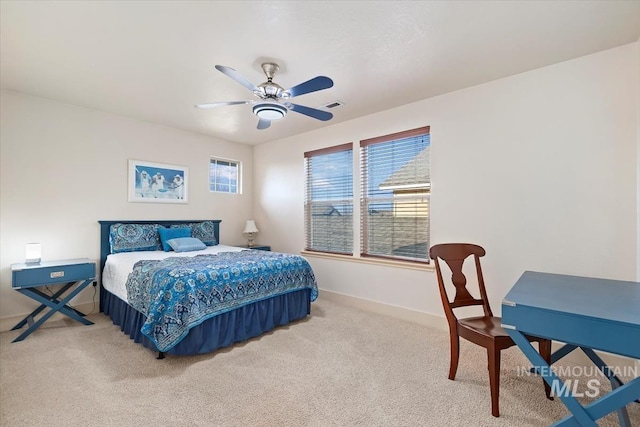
left=257, top=81, right=285, bottom=98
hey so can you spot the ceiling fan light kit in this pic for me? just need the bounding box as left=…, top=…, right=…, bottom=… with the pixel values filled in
left=253, top=102, right=287, bottom=120
left=196, top=62, right=334, bottom=130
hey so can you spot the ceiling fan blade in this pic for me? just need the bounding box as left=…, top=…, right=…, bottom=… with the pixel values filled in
left=283, top=76, right=334, bottom=98
left=195, top=101, right=252, bottom=109
left=257, top=118, right=271, bottom=130
left=285, top=103, right=333, bottom=121
left=215, top=65, right=260, bottom=93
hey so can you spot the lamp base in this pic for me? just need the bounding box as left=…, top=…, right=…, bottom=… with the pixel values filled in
left=246, top=233, right=255, bottom=247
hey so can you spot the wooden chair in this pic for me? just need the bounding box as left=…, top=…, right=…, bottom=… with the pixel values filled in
left=429, top=243, right=552, bottom=417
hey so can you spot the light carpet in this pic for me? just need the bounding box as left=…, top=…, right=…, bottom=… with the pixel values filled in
left=1, top=298, right=638, bottom=426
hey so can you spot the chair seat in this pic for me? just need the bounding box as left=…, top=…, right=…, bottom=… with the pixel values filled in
left=458, top=316, right=509, bottom=337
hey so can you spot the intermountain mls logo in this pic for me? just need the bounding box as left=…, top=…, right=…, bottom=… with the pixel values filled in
left=515, top=365, right=638, bottom=398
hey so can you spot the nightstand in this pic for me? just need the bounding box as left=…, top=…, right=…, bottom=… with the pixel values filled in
left=10, top=258, right=96, bottom=342
left=244, top=245, right=271, bottom=251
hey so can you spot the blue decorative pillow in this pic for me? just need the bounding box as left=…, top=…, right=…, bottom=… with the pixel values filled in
left=171, top=221, right=218, bottom=246
left=158, top=227, right=191, bottom=251
left=109, top=223, right=162, bottom=253
left=167, top=237, right=207, bottom=252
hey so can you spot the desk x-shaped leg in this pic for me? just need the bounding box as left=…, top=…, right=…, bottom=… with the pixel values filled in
left=549, top=344, right=638, bottom=424
left=11, top=279, right=94, bottom=342
left=508, top=330, right=640, bottom=427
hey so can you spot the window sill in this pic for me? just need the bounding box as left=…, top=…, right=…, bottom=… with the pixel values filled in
left=300, top=250, right=434, bottom=272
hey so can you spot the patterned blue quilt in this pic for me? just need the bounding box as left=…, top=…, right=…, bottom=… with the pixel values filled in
left=125, top=250, right=318, bottom=352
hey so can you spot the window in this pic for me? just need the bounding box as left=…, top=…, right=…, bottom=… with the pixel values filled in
left=209, top=158, right=240, bottom=194
left=304, top=144, right=353, bottom=254
left=360, top=126, right=430, bottom=263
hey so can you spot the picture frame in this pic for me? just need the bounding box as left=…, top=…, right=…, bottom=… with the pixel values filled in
left=128, top=159, right=188, bottom=204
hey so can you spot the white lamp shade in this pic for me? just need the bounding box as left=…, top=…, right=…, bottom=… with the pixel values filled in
left=243, top=220, right=259, bottom=234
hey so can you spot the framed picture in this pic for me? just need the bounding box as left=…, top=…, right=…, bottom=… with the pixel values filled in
left=128, top=159, right=188, bottom=203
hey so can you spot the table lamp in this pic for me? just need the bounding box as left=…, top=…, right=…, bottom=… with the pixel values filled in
left=243, top=220, right=259, bottom=247
left=25, top=243, right=41, bottom=264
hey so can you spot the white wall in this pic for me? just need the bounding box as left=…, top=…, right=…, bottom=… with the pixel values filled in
left=637, top=38, right=640, bottom=282
left=254, top=43, right=639, bottom=318
left=0, top=91, right=253, bottom=320
left=2, top=42, right=637, bottom=326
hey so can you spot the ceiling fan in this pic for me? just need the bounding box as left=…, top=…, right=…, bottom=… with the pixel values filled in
left=196, top=63, right=334, bottom=130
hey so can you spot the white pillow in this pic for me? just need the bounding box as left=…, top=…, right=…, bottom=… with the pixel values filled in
left=166, top=237, right=207, bottom=252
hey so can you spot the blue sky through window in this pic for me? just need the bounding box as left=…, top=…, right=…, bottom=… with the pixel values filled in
left=210, top=159, right=238, bottom=193
left=309, top=135, right=430, bottom=207
left=308, top=134, right=430, bottom=215
left=309, top=149, right=353, bottom=202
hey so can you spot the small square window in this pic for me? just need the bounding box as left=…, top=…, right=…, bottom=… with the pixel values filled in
left=210, top=158, right=240, bottom=194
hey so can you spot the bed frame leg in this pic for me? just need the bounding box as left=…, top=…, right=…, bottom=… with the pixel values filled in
left=157, top=351, right=165, bottom=360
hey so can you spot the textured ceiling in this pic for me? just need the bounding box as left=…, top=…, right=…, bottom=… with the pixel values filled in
left=2, top=1, right=639, bottom=145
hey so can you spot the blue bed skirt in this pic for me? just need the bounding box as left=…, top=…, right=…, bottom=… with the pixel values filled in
left=101, top=288, right=312, bottom=356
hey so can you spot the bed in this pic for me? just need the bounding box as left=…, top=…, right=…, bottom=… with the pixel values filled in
left=98, top=219, right=318, bottom=358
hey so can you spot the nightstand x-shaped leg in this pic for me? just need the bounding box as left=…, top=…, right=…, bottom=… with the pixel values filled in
left=11, top=279, right=94, bottom=342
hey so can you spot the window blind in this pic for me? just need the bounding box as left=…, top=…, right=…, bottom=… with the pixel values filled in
left=304, top=143, right=353, bottom=255
left=360, top=126, right=430, bottom=263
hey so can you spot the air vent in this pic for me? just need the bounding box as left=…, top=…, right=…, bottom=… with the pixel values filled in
left=322, top=100, right=344, bottom=109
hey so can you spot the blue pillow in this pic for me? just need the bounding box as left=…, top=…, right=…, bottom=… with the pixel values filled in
left=158, top=227, right=191, bottom=251
left=109, top=223, right=162, bottom=253
left=167, top=237, right=206, bottom=253
left=171, top=221, right=218, bottom=246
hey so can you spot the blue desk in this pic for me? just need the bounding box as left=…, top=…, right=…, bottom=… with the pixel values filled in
left=501, top=271, right=640, bottom=427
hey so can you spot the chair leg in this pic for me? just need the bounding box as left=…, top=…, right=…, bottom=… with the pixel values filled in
left=539, top=339, right=553, bottom=400
left=448, top=331, right=460, bottom=380
left=487, top=348, right=501, bottom=417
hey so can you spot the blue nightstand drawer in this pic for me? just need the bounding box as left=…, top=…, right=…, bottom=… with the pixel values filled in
left=11, top=259, right=96, bottom=289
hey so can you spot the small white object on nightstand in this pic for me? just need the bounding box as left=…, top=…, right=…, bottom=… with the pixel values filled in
left=25, top=243, right=41, bottom=265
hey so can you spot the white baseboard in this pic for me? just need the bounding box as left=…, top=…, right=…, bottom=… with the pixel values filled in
left=0, top=301, right=98, bottom=333
left=319, top=289, right=638, bottom=372
left=319, top=288, right=448, bottom=331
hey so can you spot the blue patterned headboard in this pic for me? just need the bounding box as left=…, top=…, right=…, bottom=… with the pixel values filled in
left=98, top=219, right=221, bottom=277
